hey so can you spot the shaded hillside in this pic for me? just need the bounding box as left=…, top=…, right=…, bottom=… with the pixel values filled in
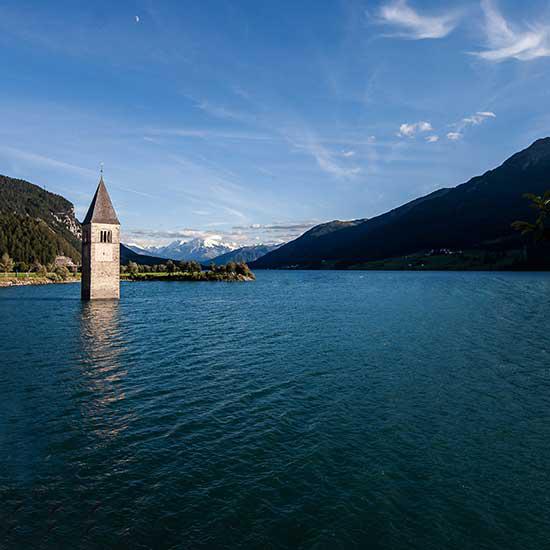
left=251, top=219, right=366, bottom=268
left=0, top=175, right=81, bottom=265
left=120, top=244, right=171, bottom=266
left=253, top=138, right=550, bottom=269
left=210, top=244, right=281, bottom=265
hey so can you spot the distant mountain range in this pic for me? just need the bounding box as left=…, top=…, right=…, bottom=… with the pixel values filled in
left=126, top=240, right=281, bottom=265
left=125, top=237, right=238, bottom=263
left=252, top=138, right=550, bottom=269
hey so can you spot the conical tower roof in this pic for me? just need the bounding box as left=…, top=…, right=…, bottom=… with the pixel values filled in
left=83, top=176, right=120, bottom=225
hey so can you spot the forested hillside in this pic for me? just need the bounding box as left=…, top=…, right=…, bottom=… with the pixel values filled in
left=0, top=175, right=81, bottom=266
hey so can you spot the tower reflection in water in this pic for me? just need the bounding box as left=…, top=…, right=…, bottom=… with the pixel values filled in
left=79, top=300, right=129, bottom=440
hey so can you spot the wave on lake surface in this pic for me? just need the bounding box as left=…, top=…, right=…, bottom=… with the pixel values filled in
left=1, top=271, right=550, bottom=549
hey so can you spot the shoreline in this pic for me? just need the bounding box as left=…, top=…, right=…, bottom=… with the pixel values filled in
left=0, top=271, right=255, bottom=287
left=122, top=272, right=255, bottom=282
left=0, top=276, right=79, bottom=288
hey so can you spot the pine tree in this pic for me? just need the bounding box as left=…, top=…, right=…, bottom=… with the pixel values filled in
left=0, top=252, right=14, bottom=273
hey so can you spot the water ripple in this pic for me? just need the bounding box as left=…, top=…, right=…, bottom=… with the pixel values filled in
left=2, top=271, right=550, bottom=549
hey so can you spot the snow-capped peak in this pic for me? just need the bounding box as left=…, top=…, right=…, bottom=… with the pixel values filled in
left=123, top=237, right=239, bottom=262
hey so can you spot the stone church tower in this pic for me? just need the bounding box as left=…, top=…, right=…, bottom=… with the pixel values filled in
left=81, top=176, right=120, bottom=300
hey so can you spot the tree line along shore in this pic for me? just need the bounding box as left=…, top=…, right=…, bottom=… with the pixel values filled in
left=0, top=254, right=255, bottom=287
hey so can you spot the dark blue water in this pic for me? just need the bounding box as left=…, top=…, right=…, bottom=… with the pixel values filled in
left=1, top=271, right=550, bottom=549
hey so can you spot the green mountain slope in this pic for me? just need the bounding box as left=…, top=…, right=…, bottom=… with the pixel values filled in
left=253, top=138, right=550, bottom=269
left=0, top=175, right=82, bottom=265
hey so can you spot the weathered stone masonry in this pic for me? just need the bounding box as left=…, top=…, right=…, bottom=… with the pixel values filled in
left=81, top=177, right=120, bottom=300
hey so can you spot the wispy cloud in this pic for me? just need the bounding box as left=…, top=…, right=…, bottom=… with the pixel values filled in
left=462, top=111, right=496, bottom=126
left=397, top=121, right=433, bottom=137
left=196, top=100, right=249, bottom=121
left=0, top=145, right=93, bottom=176
left=378, top=0, right=461, bottom=40
left=305, top=142, right=361, bottom=178
left=233, top=221, right=316, bottom=235
left=447, top=132, right=462, bottom=141
left=447, top=110, right=496, bottom=140
left=0, top=145, right=163, bottom=204
left=425, top=135, right=440, bottom=143
left=125, top=220, right=318, bottom=247
left=473, top=0, right=550, bottom=62
left=146, top=127, right=273, bottom=141
left=283, top=130, right=362, bottom=179
left=230, top=221, right=318, bottom=243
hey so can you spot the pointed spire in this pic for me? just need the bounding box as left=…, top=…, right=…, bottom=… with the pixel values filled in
left=83, top=176, right=120, bottom=225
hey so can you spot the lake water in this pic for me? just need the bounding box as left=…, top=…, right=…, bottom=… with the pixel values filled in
left=1, top=271, right=550, bottom=549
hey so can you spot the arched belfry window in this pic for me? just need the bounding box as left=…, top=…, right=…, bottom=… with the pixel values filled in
left=99, top=230, right=113, bottom=243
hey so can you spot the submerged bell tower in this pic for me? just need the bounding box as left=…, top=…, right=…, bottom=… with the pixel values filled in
left=81, top=175, right=120, bottom=300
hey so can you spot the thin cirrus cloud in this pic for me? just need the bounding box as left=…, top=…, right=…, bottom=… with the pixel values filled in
left=146, top=127, right=273, bottom=141
left=473, top=0, right=550, bottom=62
left=397, top=121, right=433, bottom=137
left=462, top=111, right=496, bottom=126
left=309, top=142, right=361, bottom=178
left=447, top=111, right=496, bottom=140
left=283, top=130, right=361, bottom=179
left=378, top=0, right=462, bottom=40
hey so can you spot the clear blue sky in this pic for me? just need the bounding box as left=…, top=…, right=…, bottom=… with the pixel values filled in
left=1, top=0, right=549, bottom=246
